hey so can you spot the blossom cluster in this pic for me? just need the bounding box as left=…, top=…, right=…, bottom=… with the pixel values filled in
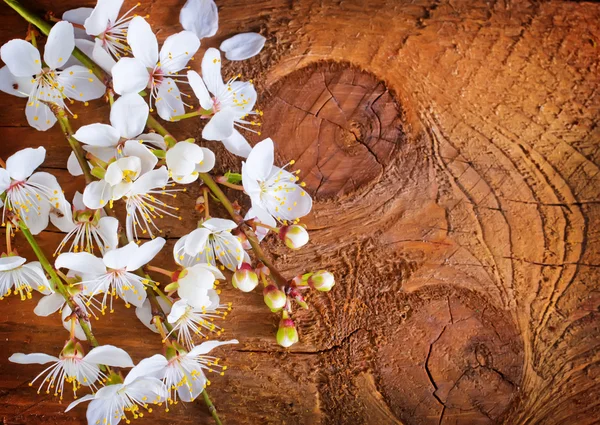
left=0, top=0, right=334, bottom=423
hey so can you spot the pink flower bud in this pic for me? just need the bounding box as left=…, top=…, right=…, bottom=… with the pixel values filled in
left=263, top=284, right=287, bottom=311
left=308, top=270, right=335, bottom=291
left=276, top=312, right=298, bottom=348
left=279, top=225, right=309, bottom=250
left=232, top=265, right=259, bottom=292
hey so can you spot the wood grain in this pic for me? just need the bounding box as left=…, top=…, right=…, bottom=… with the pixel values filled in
left=0, top=0, right=599, bottom=424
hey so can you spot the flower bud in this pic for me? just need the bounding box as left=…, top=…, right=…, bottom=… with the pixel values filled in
left=276, top=312, right=298, bottom=348
left=232, top=264, right=259, bottom=292
left=263, top=284, right=287, bottom=311
left=308, top=270, right=335, bottom=291
left=279, top=225, right=309, bottom=250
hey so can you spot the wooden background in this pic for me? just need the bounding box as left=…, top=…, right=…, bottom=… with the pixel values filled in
left=1, top=0, right=599, bottom=424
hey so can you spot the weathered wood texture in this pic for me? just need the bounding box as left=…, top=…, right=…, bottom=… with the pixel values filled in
left=0, top=0, right=599, bottom=424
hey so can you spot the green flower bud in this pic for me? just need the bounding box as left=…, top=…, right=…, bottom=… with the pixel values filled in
left=232, top=264, right=259, bottom=292
left=276, top=312, right=298, bottom=348
left=263, top=284, right=287, bottom=311
left=279, top=225, right=309, bottom=250
left=309, top=270, right=335, bottom=292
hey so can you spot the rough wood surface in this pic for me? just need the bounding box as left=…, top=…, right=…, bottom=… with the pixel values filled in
left=1, top=0, right=599, bottom=424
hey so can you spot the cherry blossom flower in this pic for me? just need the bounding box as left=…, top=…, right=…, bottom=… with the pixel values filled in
left=125, top=340, right=237, bottom=404
left=112, top=16, right=200, bottom=121
left=176, top=263, right=224, bottom=309
left=173, top=218, right=243, bottom=271
left=0, top=147, right=70, bottom=234
left=55, top=238, right=166, bottom=311
left=166, top=140, right=215, bottom=183
left=166, top=294, right=231, bottom=349
left=69, top=93, right=165, bottom=176
left=51, top=191, right=119, bottom=255
left=220, top=33, right=266, bottom=61
left=10, top=342, right=134, bottom=400
left=187, top=48, right=259, bottom=157
left=64, top=0, right=142, bottom=72
left=0, top=21, right=105, bottom=131
left=179, top=0, right=218, bottom=40
left=0, top=255, right=50, bottom=300
left=66, top=374, right=167, bottom=424
left=242, top=138, right=312, bottom=223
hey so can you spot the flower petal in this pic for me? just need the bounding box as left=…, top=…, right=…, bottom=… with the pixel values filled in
left=183, top=228, right=211, bottom=255
left=160, top=31, right=200, bottom=74
left=65, top=393, right=96, bottom=412
left=0, top=256, right=26, bottom=271
left=123, top=140, right=158, bottom=175
left=111, top=93, right=149, bottom=139
left=84, top=0, right=124, bottom=35
left=25, top=101, right=56, bottom=131
left=67, top=152, right=84, bottom=176
left=196, top=147, right=215, bottom=173
left=127, top=16, right=158, bottom=69
left=63, top=8, right=94, bottom=39
left=179, top=0, right=218, bottom=40
left=74, top=123, right=120, bottom=147
left=188, top=339, right=238, bottom=356
left=112, top=57, right=150, bottom=95
left=243, top=137, right=274, bottom=182
left=187, top=70, right=212, bottom=110
left=202, top=218, right=237, bottom=232
left=58, top=65, right=106, bottom=101
left=9, top=352, right=59, bottom=364
left=0, top=169, right=8, bottom=193
left=85, top=345, right=134, bottom=368
left=155, top=78, right=185, bottom=121
left=103, top=242, right=138, bottom=270
left=127, top=238, right=165, bottom=271
left=201, top=47, right=224, bottom=95
left=135, top=296, right=172, bottom=333
left=221, top=128, right=252, bottom=158
left=124, top=355, right=168, bottom=384
left=138, top=133, right=167, bottom=150
left=6, top=147, right=45, bottom=181
left=202, top=108, right=236, bottom=140
left=0, top=39, right=41, bottom=77
left=92, top=38, right=117, bottom=72
left=220, top=32, right=266, bottom=61
left=56, top=252, right=106, bottom=275
left=34, top=293, right=64, bottom=316
left=44, top=21, right=75, bottom=70
left=129, top=166, right=169, bottom=196
left=166, top=141, right=204, bottom=177
left=0, top=66, right=34, bottom=98
left=97, top=216, right=119, bottom=252
left=82, top=180, right=112, bottom=209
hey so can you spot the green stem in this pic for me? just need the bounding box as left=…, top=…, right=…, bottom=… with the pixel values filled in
left=203, top=390, right=223, bottom=425
left=146, top=115, right=177, bottom=147
left=18, top=221, right=100, bottom=347
left=55, top=110, right=93, bottom=184
left=171, top=108, right=213, bottom=121
left=3, top=0, right=107, bottom=81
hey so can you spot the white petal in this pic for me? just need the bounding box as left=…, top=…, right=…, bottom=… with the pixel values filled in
left=202, top=108, right=236, bottom=140
left=0, top=39, right=41, bottom=77
left=58, top=65, right=106, bottom=101
left=127, top=238, right=165, bottom=271
left=202, top=218, right=237, bottom=232
left=124, top=354, right=168, bottom=384
left=25, top=101, right=56, bottom=131
left=187, top=70, right=212, bottom=110
left=74, top=123, right=120, bottom=147
left=244, top=138, right=274, bottom=182
left=138, top=133, right=167, bottom=150
left=221, top=128, right=252, bottom=157
left=84, top=345, right=134, bottom=368
left=220, top=32, right=266, bottom=61
left=123, top=140, right=158, bottom=175
left=127, top=16, right=158, bottom=68
left=183, top=228, right=211, bottom=255
left=179, top=0, right=218, bottom=40
left=84, top=0, right=124, bottom=35
left=0, top=169, right=8, bottom=193
left=111, top=93, right=149, bottom=139
left=188, top=339, right=238, bottom=356
left=44, top=21, right=75, bottom=70
left=195, top=147, right=215, bottom=173
left=129, top=166, right=168, bottom=196
left=160, top=31, right=200, bottom=74
left=105, top=156, right=141, bottom=186
left=201, top=47, right=224, bottom=95
left=91, top=38, right=117, bottom=72
left=155, top=78, right=185, bottom=121
left=135, top=297, right=172, bottom=332
left=65, top=393, right=96, bottom=412
left=73, top=192, right=85, bottom=210
left=96, top=216, right=119, bottom=251
left=166, top=141, right=204, bottom=176
left=63, top=39, right=95, bottom=69
left=166, top=299, right=188, bottom=323
left=6, top=147, right=45, bottom=181
left=34, top=293, right=64, bottom=316
left=0, top=66, right=34, bottom=98
left=82, top=180, right=112, bottom=209
left=112, top=57, right=150, bottom=95
left=67, top=152, right=84, bottom=176
left=228, top=80, right=257, bottom=113
left=0, top=256, right=26, bottom=271
left=9, top=352, right=59, bottom=364
left=63, top=8, right=94, bottom=39
left=125, top=377, right=168, bottom=403
left=55, top=252, right=106, bottom=275
left=103, top=242, right=138, bottom=270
